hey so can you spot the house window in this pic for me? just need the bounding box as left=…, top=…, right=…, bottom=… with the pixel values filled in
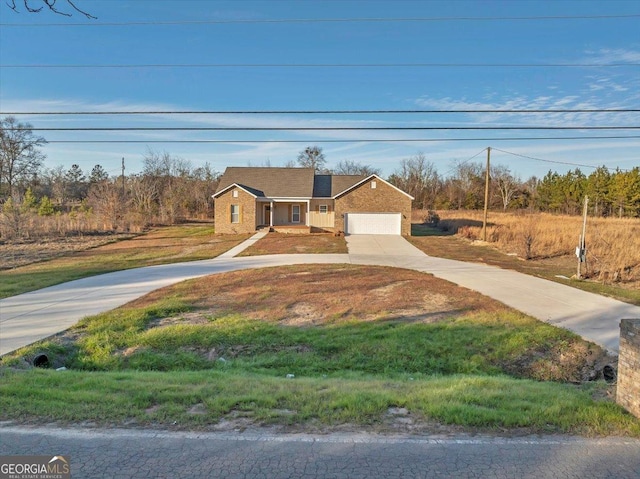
left=371, top=181, right=377, bottom=189
left=319, top=205, right=328, bottom=214
left=232, top=190, right=238, bottom=198
left=292, top=205, right=301, bottom=223
left=231, top=204, right=240, bottom=223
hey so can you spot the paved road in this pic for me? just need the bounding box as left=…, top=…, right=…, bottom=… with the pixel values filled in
left=1, top=426, right=639, bottom=479
left=2, top=234, right=639, bottom=355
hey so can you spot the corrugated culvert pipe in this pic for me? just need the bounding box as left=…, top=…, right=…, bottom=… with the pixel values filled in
left=32, top=353, right=50, bottom=368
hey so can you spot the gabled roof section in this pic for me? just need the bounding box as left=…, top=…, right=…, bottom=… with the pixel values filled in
left=212, top=182, right=258, bottom=199
left=333, top=174, right=415, bottom=200
left=214, top=167, right=316, bottom=198
left=331, top=175, right=367, bottom=197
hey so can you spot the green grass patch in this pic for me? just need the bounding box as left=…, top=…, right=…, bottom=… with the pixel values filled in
left=0, top=369, right=637, bottom=436
left=5, top=300, right=587, bottom=380
left=0, top=226, right=250, bottom=299
left=2, top=265, right=634, bottom=435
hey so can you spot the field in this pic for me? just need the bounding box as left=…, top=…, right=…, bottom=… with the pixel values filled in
left=414, top=210, right=640, bottom=288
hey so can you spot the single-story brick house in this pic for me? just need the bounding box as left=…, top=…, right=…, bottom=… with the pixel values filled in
left=213, top=167, right=413, bottom=235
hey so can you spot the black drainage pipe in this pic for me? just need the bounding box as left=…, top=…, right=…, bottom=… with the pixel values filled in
left=603, top=365, right=616, bottom=383
left=32, top=353, right=50, bottom=368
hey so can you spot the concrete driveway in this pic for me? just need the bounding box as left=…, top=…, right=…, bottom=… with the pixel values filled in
left=1, top=233, right=638, bottom=356
left=346, top=235, right=640, bottom=353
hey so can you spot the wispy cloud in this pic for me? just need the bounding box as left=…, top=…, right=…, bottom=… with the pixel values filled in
left=583, top=48, right=640, bottom=65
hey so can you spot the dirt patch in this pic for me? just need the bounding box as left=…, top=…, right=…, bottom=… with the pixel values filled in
left=187, top=403, right=208, bottom=415
left=500, top=340, right=615, bottom=383
left=238, top=232, right=347, bottom=256
left=142, top=265, right=505, bottom=325
left=280, top=302, right=326, bottom=326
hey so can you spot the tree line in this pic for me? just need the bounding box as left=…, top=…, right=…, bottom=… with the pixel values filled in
left=1, top=118, right=639, bottom=240
left=388, top=153, right=640, bottom=218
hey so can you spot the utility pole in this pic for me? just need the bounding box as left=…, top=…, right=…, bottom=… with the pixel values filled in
left=482, top=147, right=491, bottom=241
left=576, top=195, right=589, bottom=279
left=121, top=157, right=125, bottom=198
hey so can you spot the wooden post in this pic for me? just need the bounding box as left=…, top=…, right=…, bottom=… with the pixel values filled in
left=482, top=147, right=491, bottom=241
left=577, top=195, right=589, bottom=279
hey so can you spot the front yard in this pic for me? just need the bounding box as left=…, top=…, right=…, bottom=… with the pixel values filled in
left=2, top=264, right=636, bottom=436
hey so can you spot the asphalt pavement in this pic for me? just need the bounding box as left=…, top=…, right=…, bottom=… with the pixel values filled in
left=1, top=426, right=639, bottom=479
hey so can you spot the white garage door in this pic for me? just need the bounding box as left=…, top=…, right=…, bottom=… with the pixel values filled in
left=344, top=213, right=401, bottom=235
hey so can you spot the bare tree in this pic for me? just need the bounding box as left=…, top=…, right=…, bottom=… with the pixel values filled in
left=6, top=0, right=96, bottom=18
left=491, top=164, right=520, bottom=211
left=142, top=149, right=193, bottom=224
left=448, top=160, right=485, bottom=209
left=333, top=159, right=380, bottom=176
left=87, top=179, right=121, bottom=230
left=0, top=117, right=46, bottom=200
left=297, top=146, right=327, bottom=172
left=388, top=153, right=439, bottom=210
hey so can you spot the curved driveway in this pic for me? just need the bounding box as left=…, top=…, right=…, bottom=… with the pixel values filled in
left=1, top=233, right=639, bottom=356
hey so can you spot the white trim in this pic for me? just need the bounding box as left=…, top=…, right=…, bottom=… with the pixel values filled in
left=291, top=204, right=301, bottom=223
left=230, top=204, right=240, bottom=224
left=333, top=174, right=414, bottom=200
left=212, top=183, right=258, bottom=199
left=257, top=197, right=312, bottom=202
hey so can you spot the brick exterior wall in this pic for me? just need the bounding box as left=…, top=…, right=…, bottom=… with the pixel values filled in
left=334, top=179, right=412, bottom=235
left=617, top=319, right=640, bottom=418
left=214, top=188, right=256, bottom=234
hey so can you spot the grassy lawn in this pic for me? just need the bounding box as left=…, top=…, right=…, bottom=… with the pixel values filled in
left=410, top=224, right=640, bottom=306
left=0, top=225, right=251, bottom=299
left=2, top=264, right=637, bottom=436
left=238, top=232, right=347, bottom=256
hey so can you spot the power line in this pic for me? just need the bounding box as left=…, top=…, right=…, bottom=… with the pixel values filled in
left=2, top=13, right=639, bottom=27
left=12, top=126, right=640, bottom=132
left=3, top=62, right=638, bottom=69
left=3, top=109, right=639, bottom=115
left=41, top=135, right=640, bottom=144
left=445, top=148, right=489, bottom=176
left=491, top=148, right=615, bottom=170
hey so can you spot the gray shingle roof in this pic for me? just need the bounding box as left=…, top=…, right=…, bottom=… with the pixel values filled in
left=331, top=175, right=367, bottom=197
left=215, top=167, right=316, bottom=198
left=215, top=167, right=370, bottom=199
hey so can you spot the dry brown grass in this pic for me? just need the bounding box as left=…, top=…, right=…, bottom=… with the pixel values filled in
left=0, top=233, right=133, bottom=270
left=428, top=210, right=640, bottom=284
left=136, top=264, right=506, bottom=323
left=238, top=232, right=348, bottom=256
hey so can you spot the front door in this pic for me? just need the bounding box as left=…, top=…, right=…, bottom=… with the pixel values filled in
left=263, top=204, right=271, bottom=226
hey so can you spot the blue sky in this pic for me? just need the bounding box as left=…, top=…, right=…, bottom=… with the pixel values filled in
left=0, top=0, right=638, bottom=180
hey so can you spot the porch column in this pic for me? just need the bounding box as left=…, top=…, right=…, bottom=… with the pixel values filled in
left=270, top=200, right=274, bottom=227
left=305, top=200, right=310, bottom=226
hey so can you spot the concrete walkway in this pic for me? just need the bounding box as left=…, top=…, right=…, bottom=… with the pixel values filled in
left=1, top=426, right=639, bottom=479
left=1, top=234, right=638, bottom=356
